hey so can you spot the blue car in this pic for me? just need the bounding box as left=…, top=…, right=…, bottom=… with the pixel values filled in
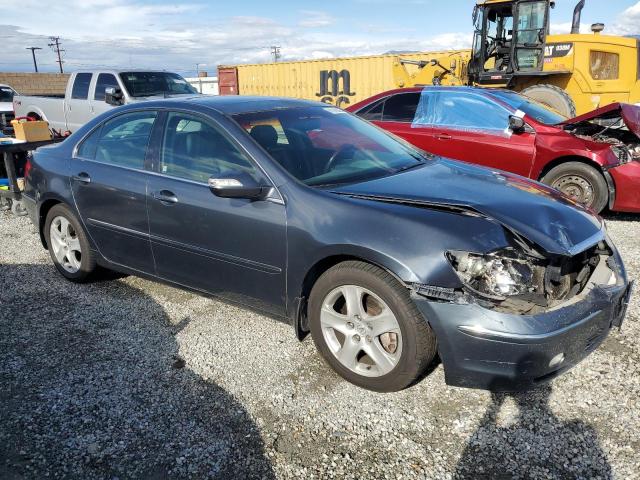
left=23, top=96, right=632, bottom=392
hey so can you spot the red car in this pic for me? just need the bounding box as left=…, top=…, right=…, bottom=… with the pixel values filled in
left=347, top=87, right=640, bottom=213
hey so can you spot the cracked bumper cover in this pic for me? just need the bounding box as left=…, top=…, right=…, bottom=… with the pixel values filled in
left=411, top=279, right=632, bottom=391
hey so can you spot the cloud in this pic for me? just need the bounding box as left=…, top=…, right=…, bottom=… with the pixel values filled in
left=610, top=1, right=640, bottom=35
left=298, top=11, right=335, bottom=28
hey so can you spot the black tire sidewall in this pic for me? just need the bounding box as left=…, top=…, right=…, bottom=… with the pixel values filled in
left=542, top=162, right=609, bottom=213
left=44, top=204, right=95, bottom=281
left=309, top=263, right=433, bottom=392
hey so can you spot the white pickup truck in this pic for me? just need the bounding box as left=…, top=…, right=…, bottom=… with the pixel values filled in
left=13, top=70, right=199, bottom=133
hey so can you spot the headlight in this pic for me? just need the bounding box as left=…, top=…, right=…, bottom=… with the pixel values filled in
left=447, top=250, right=534, bottom=300
left=610, top=145, right=630, bottom=164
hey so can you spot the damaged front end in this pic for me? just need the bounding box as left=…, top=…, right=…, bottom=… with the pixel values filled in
left=561, top=103, right=640, bottom=164
left=410, top=228, right=631, bottom=390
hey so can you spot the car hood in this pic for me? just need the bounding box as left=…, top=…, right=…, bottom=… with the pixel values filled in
left=558, top=102, right=640, bottom=139
left=331, top=159, right=604, bottom=256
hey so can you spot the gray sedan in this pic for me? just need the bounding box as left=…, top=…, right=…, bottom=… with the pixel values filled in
left=22, top=96, right=632, bottom=392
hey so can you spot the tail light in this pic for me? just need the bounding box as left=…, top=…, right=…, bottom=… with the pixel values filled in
left=24, top=155, right=32, bottom=179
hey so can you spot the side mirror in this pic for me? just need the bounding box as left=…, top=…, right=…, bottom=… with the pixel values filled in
left=208, top=176, right=270, bottom=200
left=105, top=87, right=124, bottom=106
left=508, top=115, right=526, bottom=133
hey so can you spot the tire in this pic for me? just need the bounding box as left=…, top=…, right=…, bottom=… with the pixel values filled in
left=520, top=84, right=577, bottom=118
left=541, top=162, right=609, bottom=213
left=308, top=261, right=437, bottom=392
left=44, top=203, right=97, bottom=282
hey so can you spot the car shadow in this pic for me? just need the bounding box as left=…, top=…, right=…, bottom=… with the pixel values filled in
left=602, top=211, right=640, bottom=222
left=453, top=372, right=612, bottom=479
left=0, top=264, right=274, bottom=479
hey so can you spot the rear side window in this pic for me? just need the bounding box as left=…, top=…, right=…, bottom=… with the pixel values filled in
left=358, top=99, right=384, bottom=121
left=590, top=51, right=619, bottom=80
left=76, top=127, right=101, bottom=159
left=71, top=73, right=93, bottom=100
left=94, top=111, right=157, bottom=169
left=94, top=74, right=119, bottom=101
left=382, top=92, right=421, bottom=122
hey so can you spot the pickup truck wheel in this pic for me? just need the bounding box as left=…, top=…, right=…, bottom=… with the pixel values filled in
left=541, top=162, right=609, bottom=213
left=44, top=204, right=96, bottom=282
left=308, top=261, right=437, bottom=392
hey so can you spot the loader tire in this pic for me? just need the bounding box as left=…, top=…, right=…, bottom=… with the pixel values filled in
left=521, top=84, right=577, bottom=118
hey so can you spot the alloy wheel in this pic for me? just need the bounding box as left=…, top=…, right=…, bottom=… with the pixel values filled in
left=320, top=285, right=402, bottom=377
left=49, top=216, right=82, bottom=273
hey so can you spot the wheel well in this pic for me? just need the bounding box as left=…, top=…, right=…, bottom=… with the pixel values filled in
left=295, top=254, right=407, bottom=339
left=27, top=112, right=43, bottom=121
left=38, top=199, right=62, bottom=248
left=537, top=156, right=605, bottom=182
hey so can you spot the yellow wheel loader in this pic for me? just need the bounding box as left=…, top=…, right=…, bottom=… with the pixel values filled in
left=393, top=0, right=640, bottom=116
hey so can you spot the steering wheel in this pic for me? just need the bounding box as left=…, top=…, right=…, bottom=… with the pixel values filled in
left=325, top=144, right=358, bottom=173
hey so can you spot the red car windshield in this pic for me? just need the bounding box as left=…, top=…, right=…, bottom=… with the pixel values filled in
left=489, top=90, right=567, bottom=125
left=233, top=106, right=427, bottom=187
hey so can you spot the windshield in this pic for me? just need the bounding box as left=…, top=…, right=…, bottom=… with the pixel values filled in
left=0, top=86, right=15, bottom=102
left=119, top=72, right=197, bottom=98
left=489, top=90, right=567, bottom=125
left=233, top=106, right=428, bottom=187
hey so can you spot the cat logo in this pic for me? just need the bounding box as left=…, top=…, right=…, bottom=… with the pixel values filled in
left=544, top=43, right=574, bottom=58
left=316, top=70, right=356, bottom=107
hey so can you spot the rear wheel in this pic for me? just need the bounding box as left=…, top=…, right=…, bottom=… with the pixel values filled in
left=541, top=162, right=609, bottom=213
left=44, top=204, right=97, bottom=282
left=309, top=261, right=437, bottom=392
left=521, top=84, right=577, bottom=118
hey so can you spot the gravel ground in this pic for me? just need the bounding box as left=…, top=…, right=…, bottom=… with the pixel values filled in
left=1, top=210, right=639, bottom=479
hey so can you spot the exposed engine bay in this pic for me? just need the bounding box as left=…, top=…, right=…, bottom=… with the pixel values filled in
left=564, top=117, right=640, bottom=164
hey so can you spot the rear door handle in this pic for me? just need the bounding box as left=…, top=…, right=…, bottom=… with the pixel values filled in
left=152, top=190, right=178, bottom=204
left=435, top=134, right=452, bottom=140
left=72, top=172, right=91, bottom=184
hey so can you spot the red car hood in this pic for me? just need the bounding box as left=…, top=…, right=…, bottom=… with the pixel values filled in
left=559, top=103, right=640, bottom=139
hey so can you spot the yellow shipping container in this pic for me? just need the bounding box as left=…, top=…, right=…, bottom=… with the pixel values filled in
left=218, top=50, right=470, bottom=108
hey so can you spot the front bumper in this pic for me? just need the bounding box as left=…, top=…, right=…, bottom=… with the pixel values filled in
left=413, top=280, right=632, bottom=391
left=609, top=161, right=640, bottom=213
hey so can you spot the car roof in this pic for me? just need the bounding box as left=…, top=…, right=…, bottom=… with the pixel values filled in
left=117, top=95, right=327, bottom=116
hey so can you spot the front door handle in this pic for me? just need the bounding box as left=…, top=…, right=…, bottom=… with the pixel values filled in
left=435, top=134, right=452, bottom=140
left=152, top=190, right=178, bottom=205
left=72, top=172, right=91, bottom=184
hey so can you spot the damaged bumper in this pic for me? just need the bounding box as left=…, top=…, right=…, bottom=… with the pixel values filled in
left=412, top=256, right=632, bottom=391
left=609, top=161, right=640, bottom=213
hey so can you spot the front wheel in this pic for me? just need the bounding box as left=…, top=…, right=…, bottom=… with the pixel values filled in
left=309, top=261, right=437, bottom=392
left=541, top=162, right=609, bottom=213
left=44, top=204, right=97, bottom=282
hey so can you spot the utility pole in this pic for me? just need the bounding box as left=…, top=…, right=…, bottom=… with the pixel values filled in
left=270, top=46, right=281, bottom=63
left=47, top=37, right=65, bottom=73
left=26, top=47, right=42, bottom=73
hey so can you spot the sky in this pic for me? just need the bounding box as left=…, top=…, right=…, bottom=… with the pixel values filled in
left=1, top=0, right=639, bottom=76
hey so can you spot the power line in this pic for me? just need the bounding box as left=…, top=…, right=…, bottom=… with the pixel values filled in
left=47, top=36, right=65, bottom=73
left=25, top=47, right=42, bottom=73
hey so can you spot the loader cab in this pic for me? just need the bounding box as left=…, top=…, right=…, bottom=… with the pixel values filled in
left=470, top=0, right=552, bottom=84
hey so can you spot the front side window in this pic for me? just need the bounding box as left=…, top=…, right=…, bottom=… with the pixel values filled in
left=93, top=111, right=157, bottom=169
left=233, top=106, right=427, bottom=187
left=590, top=51, right=619, bottom=80
left=119, top=72, right=198, bottom=98
left=71, top=73, right=93, bottom=100
left=94, top=74, right=119, bottom=101
left=161, top=112, right=258, bottom=183
left=429, top=91, right=510, bottom=131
